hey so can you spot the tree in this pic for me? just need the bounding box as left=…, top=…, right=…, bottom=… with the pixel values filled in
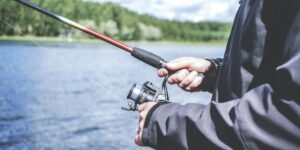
left=0, top=0, right=231, bottom=42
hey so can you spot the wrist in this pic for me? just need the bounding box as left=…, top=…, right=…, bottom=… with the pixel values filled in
left=200, top=58, right=223, bottom=92
left=204, top=59, right=217, bottom=77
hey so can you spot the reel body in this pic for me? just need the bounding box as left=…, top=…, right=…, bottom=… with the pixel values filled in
left=122, top=78, right=169, bottom=111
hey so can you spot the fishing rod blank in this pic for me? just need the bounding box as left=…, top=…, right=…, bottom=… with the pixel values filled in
left=15, top=0, right=167, bottom=69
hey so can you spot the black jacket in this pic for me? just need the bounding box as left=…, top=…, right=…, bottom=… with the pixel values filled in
left=142, top=0, right=300, bottom=149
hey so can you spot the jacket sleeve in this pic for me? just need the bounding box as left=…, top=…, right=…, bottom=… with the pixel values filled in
left=141, top=10, right=300, bottom=150
left=201, top=58, right=223, bottom=93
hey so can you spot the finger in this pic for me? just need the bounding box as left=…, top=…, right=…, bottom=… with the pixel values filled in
left=137, top=103, right=147, bottom=113
left=138, top=119, right=144, bottom=132
left=139, top=119, right=144, bottom=133
left=135, top=120, right=145, bottom=146
left=186, top=74, right=204, bottom=91
left=135, top=134, right=144, bottom=146
left=139, top=111, right=148, bottom=120
left=179, top=71, right=198, bottom=88
left=139, top=115, right=143, bottom=122
left=168, top=69, right=189, bottom=84
left=175, top=69, right=190, bottom=82
left=157, top=68, right=168, bottom=77
left=136, top=127, right=139, bottom=134
left=137, top=120, right=144, bottom=134
left=168, top=72, right=178, bottom=84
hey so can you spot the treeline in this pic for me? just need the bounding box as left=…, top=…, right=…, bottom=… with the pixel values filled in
left=0, top=0, right=232, bottom=42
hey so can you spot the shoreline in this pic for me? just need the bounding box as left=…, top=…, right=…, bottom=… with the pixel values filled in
left=0, top=36, right=227, bottom=46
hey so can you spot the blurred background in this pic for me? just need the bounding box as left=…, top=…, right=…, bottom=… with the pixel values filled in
left=0, top=0, right=239, bottom=149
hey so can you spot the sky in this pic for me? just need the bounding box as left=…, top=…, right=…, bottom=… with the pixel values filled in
left=86, top=0, right=241, bottom=22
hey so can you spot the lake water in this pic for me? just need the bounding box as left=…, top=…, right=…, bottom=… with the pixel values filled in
left=0, top=41, right=224, bottom=150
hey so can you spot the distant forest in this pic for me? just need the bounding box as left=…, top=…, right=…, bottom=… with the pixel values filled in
left=0, top=0, right=232, bottom=42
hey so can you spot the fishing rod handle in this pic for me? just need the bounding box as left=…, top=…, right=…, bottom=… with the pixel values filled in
left=131, top=47, right=167, bottom=69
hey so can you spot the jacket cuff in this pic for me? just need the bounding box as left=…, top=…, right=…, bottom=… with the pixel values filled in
left=141, top=102, right=169, bottom=148
left=144, top=102, right=168, bottom=128
left=201, top=58, right=223, bottom=92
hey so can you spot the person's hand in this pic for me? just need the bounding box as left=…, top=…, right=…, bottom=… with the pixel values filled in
left=135, top=102, right=157, bottom=146
left=157, top=57, right=212, bottom=92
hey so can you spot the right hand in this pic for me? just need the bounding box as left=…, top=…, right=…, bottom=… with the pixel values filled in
left=157, top=57, right=213, bottom=92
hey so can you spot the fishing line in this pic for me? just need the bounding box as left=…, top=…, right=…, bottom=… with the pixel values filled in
left=0, top=16, right=126, bottom=102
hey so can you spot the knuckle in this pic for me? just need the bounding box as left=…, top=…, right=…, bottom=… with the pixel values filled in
left=178, top=71, right=188, bottom=80
left=185, top=77, right=193, bottom=83
left=169, top=76, right=177, bottom=83
left=191, top=83, right=198, bottom=88
left=169, top=74, right=176, bottom=79
left=188, top=80, right=202, bottom=90
left=139, top=115, right=145, bottom=120
left=189, top=84, right=197, bottom=89
left=182, top=69, right=189, bottom=74
left=193, top=80, right=201, bottom=86
left=140, top=112, right=147, bottom=119
left=180, top=82, right=188, bottom=87
left=174, top=76, right=181, bottom=82
left=190, top=62, right=204, bottom=72
left=157, top=71, right=163, bottom=76
left=177, top=76, right=183, bottom=82
left=180, top=81, right=190, bottom=87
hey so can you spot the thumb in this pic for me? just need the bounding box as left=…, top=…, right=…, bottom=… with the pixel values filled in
left=166, top=59, right=193, bottom=71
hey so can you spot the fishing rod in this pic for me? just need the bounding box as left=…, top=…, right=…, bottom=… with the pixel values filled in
left=15, top=0, right=167, bottom=69
left=15, top=0, right=172, bottom=111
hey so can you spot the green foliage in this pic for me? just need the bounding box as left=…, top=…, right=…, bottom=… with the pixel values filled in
left=100, top=20, right=119, bottom=37
left=0, top=0, right=232, bottom=42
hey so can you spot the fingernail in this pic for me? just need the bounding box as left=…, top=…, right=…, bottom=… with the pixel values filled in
left=186, top=87, right=191, bottom=90
left=158, top=70, right=163, bottom=75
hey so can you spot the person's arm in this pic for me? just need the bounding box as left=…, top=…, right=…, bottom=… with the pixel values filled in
left=137, top=11, right=300, bottom=149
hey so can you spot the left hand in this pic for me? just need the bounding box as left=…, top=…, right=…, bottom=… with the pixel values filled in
left=135, top=102, right=157, bottom=146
